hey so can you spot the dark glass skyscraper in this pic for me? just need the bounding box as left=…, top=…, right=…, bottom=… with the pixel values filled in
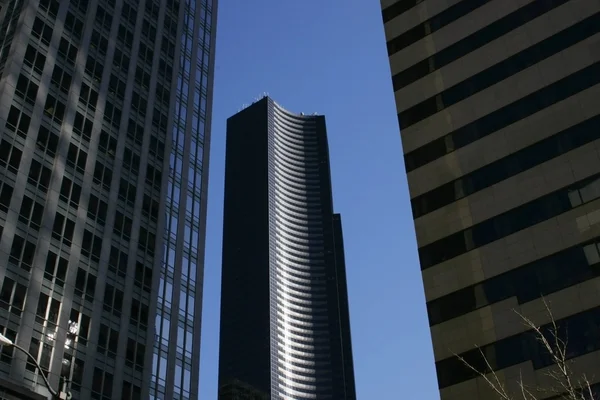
left=0, top=0, right=216, bottom=399
left=218, top=96, right=356, bottom=399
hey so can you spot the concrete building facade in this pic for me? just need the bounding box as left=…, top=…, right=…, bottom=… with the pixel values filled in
left=0, top=0, right=217, bottom=399
left=381, top=0, right=600, bottom=398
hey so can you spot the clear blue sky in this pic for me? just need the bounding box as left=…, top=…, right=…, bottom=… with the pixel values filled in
left=199, top=0, right=440, bottom=398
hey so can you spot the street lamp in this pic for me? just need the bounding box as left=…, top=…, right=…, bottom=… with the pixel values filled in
left=0, top=333, right=71, bottom=400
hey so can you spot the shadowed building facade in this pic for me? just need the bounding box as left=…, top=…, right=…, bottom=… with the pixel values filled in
left=218, top=97, right=356, bottom=399
left=0, top=0, right=217, bottom=399
left=380, top=0, right=600, bottom=398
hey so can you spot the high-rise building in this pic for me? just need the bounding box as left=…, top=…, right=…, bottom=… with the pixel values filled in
left=381, top=0, right=600, bottom=398
left=0, top=0, right=217, bottom=399
left=218, top=97, right=356, bottom=399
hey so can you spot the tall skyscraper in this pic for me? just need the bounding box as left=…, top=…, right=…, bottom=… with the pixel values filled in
left=0, top=0, right=216, bottom=399
left=381, top=0, right=600, bottom=398
left=218, top=97, right=356, bottom=399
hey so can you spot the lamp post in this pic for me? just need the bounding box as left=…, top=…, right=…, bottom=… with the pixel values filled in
left=0, top=333, right=71, bottom=400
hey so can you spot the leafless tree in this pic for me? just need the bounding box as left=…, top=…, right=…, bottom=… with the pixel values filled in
left=454, top=299, right=596, bottom=400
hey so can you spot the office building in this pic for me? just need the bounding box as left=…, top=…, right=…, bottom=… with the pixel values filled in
left=0, top=0, right=216, bottom=398
left=218, top=97, right=356, bottom=399
left=380, top=0, right=600, bottom=398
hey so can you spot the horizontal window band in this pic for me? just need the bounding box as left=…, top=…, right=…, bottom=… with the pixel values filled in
left=382, top=0, right=422, bottom=24
left=399, top=12, right=600, bottom=129
left=427, top=236, right=600, bottom=326
left=412, top=113, right=600, bottom=218
left=419, top=172, right=600, bottom=270
left=436, top=305, right=600, bottom=388
left=392, top=0, right=571, bottom=92
left=405, top=60, right=600, bottom=173
left=386, top=0, right=491, bottom=56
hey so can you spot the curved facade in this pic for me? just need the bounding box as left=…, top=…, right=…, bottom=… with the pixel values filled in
left=219, top=97, right=355, bottom=399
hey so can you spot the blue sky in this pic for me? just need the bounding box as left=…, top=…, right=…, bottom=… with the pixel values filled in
left=199, top=0, right=440, bottom=398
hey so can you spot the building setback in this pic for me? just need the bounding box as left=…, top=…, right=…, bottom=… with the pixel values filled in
left=218, top=97, right=356, bottom=399
left=380, top=0, right=600, bottom=398
left=0, top=0, right=217, bottom=399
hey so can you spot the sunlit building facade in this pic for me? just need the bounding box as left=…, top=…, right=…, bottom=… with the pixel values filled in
left=0, top=0, right=217, bottom=399
left=381, top=0, right=600, bottom=398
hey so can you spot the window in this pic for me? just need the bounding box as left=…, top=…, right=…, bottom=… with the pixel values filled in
left=6, top=106, right=31, bottom=138
left=0, top=277, right=27, bottom=316
left=108, top=74, right=126, bottom=101
left=58, top=37, right=78, bottom=66
left=15, top=74, right=39, bottom=105
left=121, top=2, right=137, bottom=25
left=70, top=0, right=89, bottom=14
left=112, top=48, right=130, bottom=73
left=138, top=227, right=156, bottom=256
left=125, top=338, right=145, bottom=371
left=79, top=82, right=99, bottom=110
left=119, top=179, right=137, bottom=207
left=26, top=337, right=52, bottom=374
left=52, top=212, right=76, bottom=246
left=0, top=181, right=14, bottom=213
left=134, top=261, right=153, bottom=293
left=72, top=111, right=93, bottom=142
left=160, top=36, right=175, bottom=59
left=134, top=65, right=150, bottom=88
left=152, top=108, right=168, bottom=132
left=141, top=19, right=156, bottom=42
left=9, top=235, right=36, bottom=271
left=117, top=24, right=133, bottom=50
left=142, top=194, right=159, bottom=222
left=95, top=6, right=112, bottom=31
left=39, top=0, right=60, bottom=17
left=103, top=101, right=121, bottom=128
left=90, top=32, right=108, bottom=57
left=51, top=65, right=72, bottom=94
left=92, top=367, right=113, bottom=399
left=44, top=251, right=68, bottom=287
left=108, top=246, right=128, bottom=278
left=131, top=91, right=147, bottom=117
left=113, top=211, right=132, bottom=241
left=85, top=55, right=104, bottom=83
left=59, top=176, right=82, bottom=208
left=97, top=324, right=118, bottom=358
left=121, top=380, right=141, bottom=400
left=44, top=94, right=66, bottom=123
left=99, top=130, right=117, bottom=158
left=27, top=159, right=52, bottom=192
left=31, top=17, right=53, bottom=45
left=103, top=284, right=123, bottom=317
left=145, top=165, right=162, bottom=191
left=123, top=148, right=140, bottom=176
left=0, top=327, right=16, bottom=364
left=127, top=119, right=144, bottom=146
left=0, top=140, right=22, bottom=174
left=81, top=230, right=102, bottom=262
left=69, top=308, right=91, bottom=345
left=23, top=44, right=46, bottom=74
left=87, top=194, right=108, bottom=224
left=64, top=12, right=84, bottom=40
left=66, top=143, right=87, bottom=174
left=137, top=42, right=153, bottom=69
left=155, top=84, right=170, bottom=107
left=35, top=292, right=61, bottom=327
left=93, top=161, right=113, bottom=191
left=18, top=195, right=44, bottom=230
left=36, top=124, right=59, bottom=157
left=74, top=266, right=97, bottom=302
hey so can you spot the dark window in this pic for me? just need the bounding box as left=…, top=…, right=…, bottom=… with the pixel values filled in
left=87, top=194, right=108, bottom=224
left=59, top=176, right=82, bottom=209
left=138, top=227, right=156, bottom=256
left=112, top=48, right=130, bottom=73
left=142, top=194, right=159, bottom=222
left=52, top=212, right=75, bottom=246
left=145, top=165, right=162, bottom=191
left=35, top=292, right=61, bottom=326
left=123, top=148, right=141, bottom=176
left=31, top=17, right=53, bottom=45
left=97, top=324, right=118, bottom=358
left=130, top=90, right=147, bottom=117
left=79, top=82, right=99, bottom=110
left=66, top=143, right=87, bottom=174
left=72, top=111, right=93, bottom=142
left=134, top=261, right=152, bottom=293
left=117, top=24, right=133, bottom=50
left=92, top=367, right=113, bottom=399
left=103, top=101, right=121, bottom=128
left=127, top=119, right=144, bottom=146
left=0, top=182, right=14, bottom=213
left=39, top=0, right=60, bottom=17
left=0, top=277, right=27, bottom=316
left=93, top=161, right=113, bottom=191
left=50, top=65, right=72, bottom=94
left=0, top=140, right=22, bottom=174
left=81, top=229, right=102, bottom=262
left=69, top=308, right=91, bottom=345
left=99, top=130, right=117, bottom=158
left=103, top=284, right=123, bottom=317
left=36, top=124, right=59, bottom=157
left=44, top=94, right=66, bottom=123
left=27, top=159, right=52, bottom=192
left=6, top=106, right=31, bottom=138
left=85, top=55, right=103, bottom=82
left=74, top=266, right=97, bottom=301
left=18, top=195, right=44, bottom=230
left=58, top=37, right=78, bottom=66
left=64, top=12, right=84, bottom=40
left=108, top=74, right=126, bottom=101
left=420, top=174, right=600, bottom=269
left=23, top=44, right=47, bottom=74
left=108, top=246, right=128, bottom=277
left=9, top=235, right=36, bottom=271
left=113, top=211, right=132, bottom=241
left=121, top=2, right=137, bottom=25
left=0, top=328, right=17, bottom=364
left=119, top=179, right=137, bottom=208
left=44, top=251, right=68, bottom=287
left=405, top=61, right=600, bottom=172
left=15, top=74, right=39, bottom=105
left=95, top=6, right=112, bottom=31
left=26, top=337, right=52, bottom=374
